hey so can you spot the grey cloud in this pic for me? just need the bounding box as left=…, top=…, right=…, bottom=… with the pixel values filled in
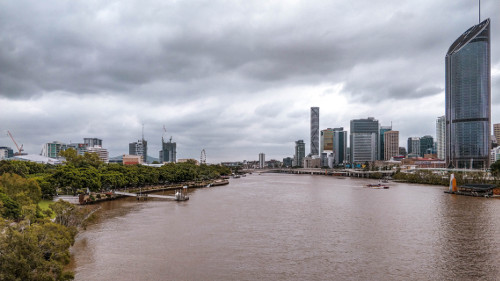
left=1, top=0, right=499, bottom=162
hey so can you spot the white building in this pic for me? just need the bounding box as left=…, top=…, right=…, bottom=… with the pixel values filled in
left=491, top=147, right=500, bottom=164
left=259, top=153, right=265, bottom=168
left=436, top=116, right=445, bottom=160
left=41, top=141, right=68, bottom=158
left=87, top=146, right=109, bottom=163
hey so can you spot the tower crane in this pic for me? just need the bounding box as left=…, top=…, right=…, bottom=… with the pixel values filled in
left=7, top=131, right=24, bottom=155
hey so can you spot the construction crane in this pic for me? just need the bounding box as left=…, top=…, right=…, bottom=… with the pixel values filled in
left=162, top=125, right=167, bottom=143
left=7, top=130, right=24, bottom=155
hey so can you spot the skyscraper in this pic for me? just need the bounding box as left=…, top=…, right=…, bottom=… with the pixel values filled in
left=384, top=131, right=399, bottom=161
left=350, top=117, right=379, bottom=163
left=320, top=128, right=334, bottom=153
left=420, top=135, right=434, bottom=157
left=310, top=107, right=319, bottom=156
left=332, top=127, right=347, bottom=165
left=445, top=19, right=490, bottom=169
left=259, top=153, right=265, bottom=168
left=294, top=140, right=305, bottom=167
left=407, top=137, right=420, bottom=157
left=159, top=137, right=176, bottom=163
left=84, top=138, right=102, bottom=148
left=436, top=116, right=446, bottom=160
left=129, top=139, right=148, bottom=163
left=379, top=126, right=392, bottom=160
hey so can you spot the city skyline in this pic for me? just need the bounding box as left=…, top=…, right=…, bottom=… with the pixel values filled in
left=0, top=0, right=499, bottom=162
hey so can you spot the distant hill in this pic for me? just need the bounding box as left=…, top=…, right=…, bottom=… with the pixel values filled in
left=146, top=155, right=159, bottom=163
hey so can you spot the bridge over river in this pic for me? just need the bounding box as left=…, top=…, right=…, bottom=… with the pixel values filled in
left=243, top=168, right=394, bottom=178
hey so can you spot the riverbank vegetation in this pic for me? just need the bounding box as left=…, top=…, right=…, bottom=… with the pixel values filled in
left=0, top=150, right=231, bottom=280
left=0, top=148, right=231, bottom=199
left=0, top=173, right=95, bottom=280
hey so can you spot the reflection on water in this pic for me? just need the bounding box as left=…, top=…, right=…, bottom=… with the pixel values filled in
left=70, top=174, right=500, bottom=281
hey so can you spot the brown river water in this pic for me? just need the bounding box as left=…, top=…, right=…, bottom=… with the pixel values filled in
left=70, top=173, right=500, bottom=281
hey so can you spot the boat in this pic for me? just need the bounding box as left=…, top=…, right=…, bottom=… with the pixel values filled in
left=174, top=186, right=189, bottom=201
left=365, top=183, right=389, bottom=189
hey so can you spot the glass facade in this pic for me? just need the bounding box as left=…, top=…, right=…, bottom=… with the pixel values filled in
left=310, top=107, right=319, bottom=156
left=333, top=127, right=347, bottom=165
left=379, top=126, right=392, bottom=160
left=446, top=19, right=490, bottom=169
left=294, top=140, right=305, bottom=167
left=350, top=118, right=379, bottom=163
left=419, top=135, right=434, bottom=157
left=129, top=139, right=148, bottom=163
left=159, top=139, right=176, bottom=163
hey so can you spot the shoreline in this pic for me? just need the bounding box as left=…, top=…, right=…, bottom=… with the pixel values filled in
left=56, top=179, right=230, bottom=205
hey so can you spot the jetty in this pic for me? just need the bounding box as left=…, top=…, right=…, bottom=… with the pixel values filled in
left=114, top=191, right=177, bottom=200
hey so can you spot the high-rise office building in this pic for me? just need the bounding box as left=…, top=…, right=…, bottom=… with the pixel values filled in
left=84, top=138, right=102, bottom=148
left=446, top=19, right=491, bottom=169
left=87, top=146, right=109, bottom=163
left=399, top=147, right=407, bottom=157
left=436, top=116, right=446, bottom=160
left=379, top=126, right=392, bottom=160
left=333, top=127, right=347, bottom=165
left=41, top=141, right=68, bottom=158
left=420, top=135, right=434, bottom=157
left=493, top=123, right=500, bottom=144
left=282, top=157, right=293, bottom=168
left=407, top=137, right=420, bottom=157
left=0, top=147, right=14, bottom=160
left=159, top=137, right=176, bottom=163
left=320, top=128, right=334, bottom=153
left=68, top=143, right=88, bottom=155
left=294, top=140, right=305, bottom=167
left=129, top=139, right=148, bottom=163
left=350, top=117, right=379, bottom=163
left=259, top=153, right=265, bottom=168
left=384, top=131, right=399, bottom=161
left=310, top=107, right=319, bottom=156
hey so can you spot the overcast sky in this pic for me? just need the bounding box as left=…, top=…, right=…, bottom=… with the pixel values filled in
left=1, top=0, right=499, bottom=163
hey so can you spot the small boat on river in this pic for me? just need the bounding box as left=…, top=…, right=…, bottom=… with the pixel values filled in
left=366, top=183, right=389, bottom=189
left=175, top=186, right=189, bottom=201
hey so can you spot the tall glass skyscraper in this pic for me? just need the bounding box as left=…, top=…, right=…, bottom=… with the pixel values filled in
left=332, top=127, right=347, bottom=165
left=445, top=19, right=490, bottom=169
left=294, top=140, right=305, bottom=167
left=310, top=107, right=319, bottom=156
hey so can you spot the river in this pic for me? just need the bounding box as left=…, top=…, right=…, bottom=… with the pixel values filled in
left=70, top=173, right=500, bottom=280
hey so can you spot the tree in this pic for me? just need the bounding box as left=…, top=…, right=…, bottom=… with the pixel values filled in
left=0, top=173, right=42, bottom=206
left=490, top=160, right=500, bottom=182
left=59, top=148, right=103, bottom=168
left=0, top=222, right=75, bottom=281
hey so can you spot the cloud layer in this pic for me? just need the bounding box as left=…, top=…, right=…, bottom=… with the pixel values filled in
left=1, top=0, right=499, bottom=162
